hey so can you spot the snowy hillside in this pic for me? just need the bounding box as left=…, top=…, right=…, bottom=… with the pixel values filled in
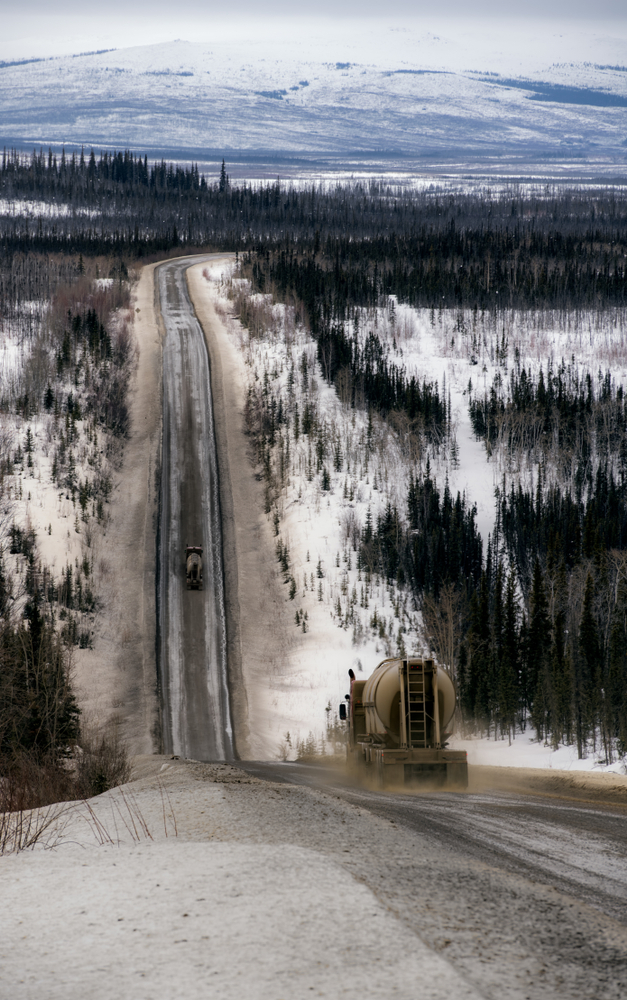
left=1, top=18, right=627, bottom=170
left=196, top=258, right=627, bottom=772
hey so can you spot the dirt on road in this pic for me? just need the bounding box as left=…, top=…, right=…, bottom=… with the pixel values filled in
left=469, top=764, right=627, bottom=810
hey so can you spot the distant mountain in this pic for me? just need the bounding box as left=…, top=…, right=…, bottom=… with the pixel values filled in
left=1, top=24, right=626, bottom=173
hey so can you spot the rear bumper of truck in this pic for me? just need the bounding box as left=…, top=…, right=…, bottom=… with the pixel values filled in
left=354, top=745, right=468, bottom=787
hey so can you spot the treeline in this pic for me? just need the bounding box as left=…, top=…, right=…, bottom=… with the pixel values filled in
left=1, top=147, right=204, bottom=197
left=360, top=465, right=482, bottom=597
left=316, top=324, right=449, bottom=441
left=0, top=550, right=80, bottom=761
left=250, top=230, right=627, bottom=315
left=497, top=465, right=627, bottom=587
left=459, top=555, right=627, bottom=760
left=358, top=464, right=627, bottom=759
left=459, top=357, right=627, bottom=754
left=2, top=148, right=627, bottom=312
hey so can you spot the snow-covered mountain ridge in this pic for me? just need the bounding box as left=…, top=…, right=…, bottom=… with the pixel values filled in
left=1, top=19, right=627, bottom=170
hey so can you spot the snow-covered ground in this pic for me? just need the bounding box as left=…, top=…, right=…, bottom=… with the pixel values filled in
left=0, top=758, right=490, bottom=1000
left=195, top=260, right=627, bottom=772
left=0, top=283, right=151, bottom=739
left=450, top=731, right=627, bottom=774
left=0, top=199, right=94, bottom=218
left=0, top=334, right=109, bottom=616
left=1, top=20, right=627, bottom=166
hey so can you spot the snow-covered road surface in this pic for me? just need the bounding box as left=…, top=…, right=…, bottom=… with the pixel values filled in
left=157, top=256, right=234, bottom=761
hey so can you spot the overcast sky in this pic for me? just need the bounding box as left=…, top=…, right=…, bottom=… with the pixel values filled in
left=7, top=0, right=627, bottom=14
left=2, top=2, right=625, bottom=61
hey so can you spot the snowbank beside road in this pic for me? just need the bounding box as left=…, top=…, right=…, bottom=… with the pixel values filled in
left=0, top=759, right=485, bottom=1000
left=3, top=756, right=626, bottom=999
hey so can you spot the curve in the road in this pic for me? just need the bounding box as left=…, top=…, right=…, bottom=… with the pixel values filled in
left=157, top=255, right=234, bottom=761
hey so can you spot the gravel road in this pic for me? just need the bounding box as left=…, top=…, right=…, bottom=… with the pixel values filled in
left=157, top=256, right=234, bottom=760
left=237, top=760, right=627, bottom=998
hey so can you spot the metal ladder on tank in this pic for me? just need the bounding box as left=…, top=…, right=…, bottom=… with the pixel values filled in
left=405, top=662, right=427, bottom=748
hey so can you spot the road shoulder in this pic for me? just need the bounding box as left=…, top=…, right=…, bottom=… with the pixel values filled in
left=4, top=757, right=625, bottom=1000
left=470, top=764, right=627, bottom=809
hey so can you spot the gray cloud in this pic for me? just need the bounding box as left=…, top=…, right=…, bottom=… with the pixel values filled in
left=2, top=4, right=623, bottom=64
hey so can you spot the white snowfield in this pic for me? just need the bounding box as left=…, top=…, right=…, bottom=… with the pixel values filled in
left=1, top=18, right=627, bottom=166
left=0, top=759, right=484, bottom=1000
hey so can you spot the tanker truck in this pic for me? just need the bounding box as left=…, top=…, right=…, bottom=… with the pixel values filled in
left=185, top=545, right=203, bottom=590
left=341, top=656, right=468, bottom=788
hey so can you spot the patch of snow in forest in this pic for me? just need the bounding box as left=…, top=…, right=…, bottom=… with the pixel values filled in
left=0, top=336, right=24, bottom=383
left=0, top=199, right=94, bottom=219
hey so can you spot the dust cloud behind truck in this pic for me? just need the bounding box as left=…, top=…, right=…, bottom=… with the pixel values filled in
left=186, top=545, right=203, bottom=590
left=341, top=656, right=468, bottom=787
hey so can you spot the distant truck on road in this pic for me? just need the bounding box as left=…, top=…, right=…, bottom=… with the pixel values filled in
left=341, top=656, right=468, bottom=788
left=185, top=545, right=203, bottom=590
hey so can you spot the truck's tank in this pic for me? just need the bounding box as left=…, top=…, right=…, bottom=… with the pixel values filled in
left=346, top=656, right=467, bottom=787
left=361, top=656, right=456, bottom=747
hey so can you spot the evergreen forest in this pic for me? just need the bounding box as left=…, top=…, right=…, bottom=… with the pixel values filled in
left=2, top=147, right=627, bottom=765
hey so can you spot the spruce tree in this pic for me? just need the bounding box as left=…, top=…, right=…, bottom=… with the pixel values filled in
left=578, top=573, right=602, bottom=756
left=608, top=580, right=627, bottom=755
left=500, top=571, right=519, bottom=740
left=467, top=571, right=491, bottom=731
left=527, top=559, right=551, bottom=740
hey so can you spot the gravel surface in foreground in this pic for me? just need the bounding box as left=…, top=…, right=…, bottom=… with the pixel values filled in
left=2, top=758, right=626, bottom=1000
